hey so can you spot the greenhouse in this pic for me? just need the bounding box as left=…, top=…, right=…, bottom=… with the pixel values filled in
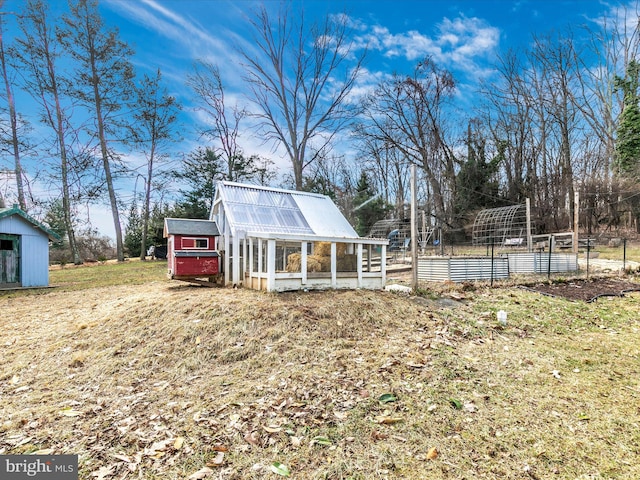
left=210, top=181, right=389, bottom=292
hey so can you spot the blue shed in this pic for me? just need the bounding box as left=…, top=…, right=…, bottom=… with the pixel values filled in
left=0, top=204, right=61, bottom=289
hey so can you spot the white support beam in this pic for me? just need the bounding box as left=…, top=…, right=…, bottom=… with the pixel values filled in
left=357, top=243, right=363, bottom=287
left=257, top=239, right=263, bottom=290
left=223, top=225, right=230, bottom=286
left=381, top=244, right=387, bottom=285
left=301, top=241, right=308, bottom=285
left=248, top=237, right=254, bottom=286
left=331, top=242, right=337, bottom=288
left=242, top=238, right=247, bottom=284
left=267, top=239, right=276, bottom=291
left=232, top=234, right=240, bottom=286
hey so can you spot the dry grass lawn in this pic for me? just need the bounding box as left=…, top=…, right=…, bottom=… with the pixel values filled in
left=1, top=261, right=639, bottom=479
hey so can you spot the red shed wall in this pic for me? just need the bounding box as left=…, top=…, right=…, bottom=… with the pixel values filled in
left=172, top=234, right=217, bottom=251
left=174, top=255, right=219, bottom=276
left=168, top=234, right=219, bottom=277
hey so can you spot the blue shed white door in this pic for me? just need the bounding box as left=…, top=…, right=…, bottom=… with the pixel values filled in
left=0, top=234, right=20, bottom=285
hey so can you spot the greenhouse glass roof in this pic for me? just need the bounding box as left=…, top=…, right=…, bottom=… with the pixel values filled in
left=214, top=181, right=359, bottom=238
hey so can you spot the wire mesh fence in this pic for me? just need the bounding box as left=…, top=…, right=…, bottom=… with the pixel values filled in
left=387, top=235, right=639, bottom=285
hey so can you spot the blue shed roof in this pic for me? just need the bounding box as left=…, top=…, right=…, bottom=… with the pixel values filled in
left=0, top=205, right=62, bottom=242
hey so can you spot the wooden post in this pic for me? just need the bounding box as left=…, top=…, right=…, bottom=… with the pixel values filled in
left=573, top=191, right=579, bottom=254
left=411, top=164, right=418, bottom=289
left=526, top=198, right=532, bottom=252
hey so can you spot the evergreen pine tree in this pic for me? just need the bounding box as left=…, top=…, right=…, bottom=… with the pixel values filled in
left=615, top=60, right=640, bottom=178
left=124, top=201, right=142, bottom=257
left=352, top=171, right=389, bottom=237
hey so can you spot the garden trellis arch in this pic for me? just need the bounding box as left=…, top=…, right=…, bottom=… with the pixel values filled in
left=472, top=200, right=531, bottom=249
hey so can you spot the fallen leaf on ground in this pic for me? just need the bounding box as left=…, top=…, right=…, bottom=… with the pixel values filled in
left=376, top=416, right=403, bottom=424
left=188, top=466, right=213, bottom=479
left=463, top=402, right=477, bottom=413
left=111, top=454, right=132, bottom=463
left=270, top=461, right=291, bottom=477
left=263, top=425, right=282, bottom=433
left=244, top=431, right=260, bottom=446
left=174, top=437, right=185, bottom=450
left=59, top=408, right=84, bottom=417
left=378, top=393, right=397, bottom=404
left=32, top=449, right=53, bottom=455
left=371, top=430, right=389, bottom=441
left=427, top=446, right=438, bottom=460
left=206, top=451, right=224, bottom=467
left=312, top=436, right=332, bottom=446
left=91, top=465, right=115, bottom=479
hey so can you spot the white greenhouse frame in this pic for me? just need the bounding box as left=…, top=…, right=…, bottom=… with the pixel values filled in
left=211, top=181, right=389, bottom=292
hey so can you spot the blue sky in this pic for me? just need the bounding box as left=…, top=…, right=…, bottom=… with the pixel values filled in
left=0, top=0, right=631, bottom=238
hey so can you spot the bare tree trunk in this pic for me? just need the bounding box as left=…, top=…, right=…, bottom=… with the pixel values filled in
left=139, top=143, right=154, bottom=261
left=14, top=0, right=82, bottom=263
left=0, top=12, right=26, bottom=210
left=60, top=0, right=135, bottom=262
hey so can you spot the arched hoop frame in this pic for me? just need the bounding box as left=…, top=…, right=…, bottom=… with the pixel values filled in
left=472, top=203, right=529, bottom=247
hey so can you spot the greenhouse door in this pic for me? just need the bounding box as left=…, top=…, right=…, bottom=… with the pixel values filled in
left=0, top=234, right=20, bottom=285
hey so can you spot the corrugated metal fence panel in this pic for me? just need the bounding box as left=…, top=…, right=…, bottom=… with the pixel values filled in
left=506, top=252, right=578, bottom=274
left=533, top=253, right=578, bottom=273
left=417, top=258, right=451, bottom=282
left=418, top=257, right=509, bottom=282
left=508, top=253, right=536, bottom=273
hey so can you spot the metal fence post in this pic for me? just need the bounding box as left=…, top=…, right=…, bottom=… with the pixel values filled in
left=491, top=238, right=495, bottom=287
left=547, top=235, right=553, bottom=280
left=586, top=239, right=590, bottom=280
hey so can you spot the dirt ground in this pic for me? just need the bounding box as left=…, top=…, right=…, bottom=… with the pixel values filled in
left=523, top=277, right=640, bottom=302
left=386, top=258, right=640, bottom=303
left=2, top=265, right=640, bottom=478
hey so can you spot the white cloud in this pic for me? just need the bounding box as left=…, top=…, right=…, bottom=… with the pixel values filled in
left=103, top=0, right=248, bottom=86
left=352, top=14, right=500, bottom=74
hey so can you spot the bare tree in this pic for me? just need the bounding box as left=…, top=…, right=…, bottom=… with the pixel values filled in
left=13, top=0, right=82, bottom=263
left=480, top=49, right=536, bottom=203
left=359, top=58, right=458, bottom=227
left=130, top=69, right=180, bottom=260
left=0, top=3, right=26, bottom=210
left=59, top=0, right=135, bottom=262
left=187, top=60, right=250, bottom=181
left=240, top=5, right=365, bottom=189
left=577, top=2, right=640, bottom=178
left=355, top=134, right=410, bottom=221
left=529, top=33, right=581, bottom=231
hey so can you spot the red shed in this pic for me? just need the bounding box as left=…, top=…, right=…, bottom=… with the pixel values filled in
left=164, top=218, right=221, bottom=282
